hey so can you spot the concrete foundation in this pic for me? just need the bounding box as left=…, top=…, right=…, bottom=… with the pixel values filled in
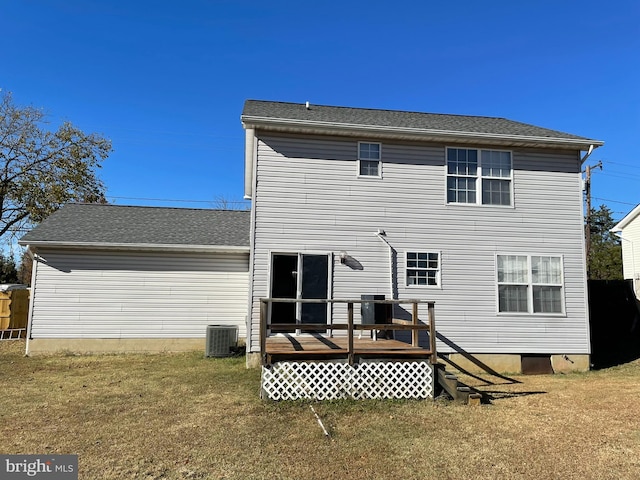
left=27, top=338, right=207, bottom=355
left=551, top=354, right=590, bottom=373
left=246, top=352, right=261, bottom=369
left=447, top=353, right=590, bottom=374
left=25, top=339, right=591, bottom=375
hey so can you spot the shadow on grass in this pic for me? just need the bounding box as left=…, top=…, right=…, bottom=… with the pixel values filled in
left=436, top=333, right=522, bottom=385
left=481, top=390, right=547, bottom=400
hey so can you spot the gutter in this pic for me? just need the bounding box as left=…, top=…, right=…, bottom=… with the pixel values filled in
left=241, top=116, right=605, bottom=150
left=18, top=241, right=250, bottom=254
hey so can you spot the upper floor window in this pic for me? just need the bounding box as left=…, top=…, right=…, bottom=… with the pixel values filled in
left=406, top=252, right=440, bottom=287
left=496, top=254, right=564, bottom=314
left=447, top=148, right=512, bottom=206
left=358, top=142, right=381, bottom=177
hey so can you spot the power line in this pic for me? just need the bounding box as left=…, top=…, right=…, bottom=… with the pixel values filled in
left=599, top=171, right=640, bottom=181
left=592, top=197, right=638, bottom=206
left=602, top=159, right=640, bottom=170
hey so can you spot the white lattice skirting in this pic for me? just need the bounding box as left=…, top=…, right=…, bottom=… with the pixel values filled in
left=261, top=360, right=434, bottom=400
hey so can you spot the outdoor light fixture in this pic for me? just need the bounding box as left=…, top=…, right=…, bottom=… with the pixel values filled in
left=339, top=251, right=348, bottom=264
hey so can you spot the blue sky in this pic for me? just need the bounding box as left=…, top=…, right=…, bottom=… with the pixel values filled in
left=2, top=0, right=639, bottom=220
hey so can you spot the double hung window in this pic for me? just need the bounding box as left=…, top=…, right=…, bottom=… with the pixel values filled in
left=447, top=148, right=512, bottom=206
left=497, top=255, right=564, bottom=314
left=358, top=142, right=381, bottom=177
left=406, top=252, right=440, bottom=287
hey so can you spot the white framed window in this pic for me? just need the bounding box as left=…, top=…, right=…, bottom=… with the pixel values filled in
left=447, top=148, right=512, bottom=206
left=406, top=252, right=440, bottom=287
left=358, top=142, right=381, bottom=177
left=496, top=254, right=564, bottom=314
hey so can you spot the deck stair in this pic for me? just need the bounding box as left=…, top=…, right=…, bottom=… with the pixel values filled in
left=435, top=364, right=484, bottom=405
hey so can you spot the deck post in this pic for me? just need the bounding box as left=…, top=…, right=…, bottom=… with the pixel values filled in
left=428, top=302, right=437, bottom=364
left=260, top=299, right=268, bottom=366
left=347, top=301, right=354, bottom=365
left=411, top=301, right=419, bottom=347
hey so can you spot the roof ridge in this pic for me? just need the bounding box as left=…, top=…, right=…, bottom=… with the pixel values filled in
left=66, top=203, right=249, bottom=213
left=244, top=99, right=508, bottom=121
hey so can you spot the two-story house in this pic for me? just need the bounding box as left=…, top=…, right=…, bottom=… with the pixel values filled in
left=241, top=100, right=603, bottom=383
left=19, top=99, right=603, bottom=398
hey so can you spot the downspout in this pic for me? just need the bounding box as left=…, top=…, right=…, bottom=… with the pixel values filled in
left=24, top=248, right=39, bottom=356
left=245, top=128, right=259, bottom=363
left=244, top=127, right=255, bottom=199
left=580, top=144, right=596, bottom=165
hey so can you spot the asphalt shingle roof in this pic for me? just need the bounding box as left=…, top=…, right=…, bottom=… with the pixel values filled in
left=242, top=100, right=598, bottom=142
left=20, top=204, right=250, bottom=247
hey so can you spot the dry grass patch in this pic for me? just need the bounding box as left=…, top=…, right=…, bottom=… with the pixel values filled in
left=1, top=340, right=640, bottom=479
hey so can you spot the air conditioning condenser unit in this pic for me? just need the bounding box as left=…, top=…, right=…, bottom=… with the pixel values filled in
left=205, top=325, right=238, bottom=357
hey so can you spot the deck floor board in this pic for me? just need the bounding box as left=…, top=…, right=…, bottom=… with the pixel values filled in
left=265, top=335, right=432, bottom=358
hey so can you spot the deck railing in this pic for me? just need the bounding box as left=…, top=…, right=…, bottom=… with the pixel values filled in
left=259, top=298, right=436, bottom=365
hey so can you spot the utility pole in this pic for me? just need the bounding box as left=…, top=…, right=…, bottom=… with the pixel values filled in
left=584, top=160, right=602, bottom=276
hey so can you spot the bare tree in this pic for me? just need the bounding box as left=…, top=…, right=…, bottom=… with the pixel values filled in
left=0, top=91, right=112, bottom=240
left=211, top=194, right=250, bottom=210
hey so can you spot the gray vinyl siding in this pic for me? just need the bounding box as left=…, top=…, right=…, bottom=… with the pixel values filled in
left=249, top=133, right=589, bottom=355
left=30, top=249, right=249, bottom=338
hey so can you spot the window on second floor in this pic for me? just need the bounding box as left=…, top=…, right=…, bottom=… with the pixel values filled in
left=358, top=142, right=381, bottom=177
left=447, top=148, right=512, bottom=206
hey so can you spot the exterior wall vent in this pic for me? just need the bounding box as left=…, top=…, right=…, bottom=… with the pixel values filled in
left=205, top=325, right=238, bottom=357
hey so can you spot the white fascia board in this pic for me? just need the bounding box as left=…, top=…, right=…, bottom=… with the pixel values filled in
left=611, top=204, right=640, bottom=232
left=19, top=241, right=250, bottom=254
left=241, top=116, right=605, bottom=150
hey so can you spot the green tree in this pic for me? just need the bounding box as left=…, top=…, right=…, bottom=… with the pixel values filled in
left=0, top=91, right=112, bottom=240
left=588, top=204, right=623, bottom=280
left=0, top=253, right=18, bottom=283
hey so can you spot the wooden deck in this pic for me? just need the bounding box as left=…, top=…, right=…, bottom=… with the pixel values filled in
left=259, top=299, right=438, bottom=400
left=265, top=334, right=433, bottom=363
left=260, top=298, right=437, bottom=366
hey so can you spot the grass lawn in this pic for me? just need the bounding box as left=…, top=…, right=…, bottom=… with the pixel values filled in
left=1, top=340, right=639, bottom=480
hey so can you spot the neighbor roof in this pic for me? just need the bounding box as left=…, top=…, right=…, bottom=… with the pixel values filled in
left=19, top=204, right=250, bottom=252
left=611, top=204, right=640, bottom=232
left=241, top=100, right=603, bottom=150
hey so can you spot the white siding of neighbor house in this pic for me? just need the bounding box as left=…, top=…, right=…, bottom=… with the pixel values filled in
left=30, top=249, right=249, bottom=338
left=618, top=214, right=640, bottom=297
left=248, top=133, right=589, bottom=355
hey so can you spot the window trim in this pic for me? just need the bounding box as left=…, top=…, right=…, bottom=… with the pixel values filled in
left=495, top=253, right=566, bottom=316
left=445, top=147, right=514, bottom=207
left=405, top=251, right=442, bottom=289
left=357, top=141, right=382, bottom=179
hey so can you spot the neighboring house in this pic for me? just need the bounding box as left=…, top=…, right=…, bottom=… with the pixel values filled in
left=19, top=204, right=250, bottom=354
left=241, top=100, right=604, bottom=375
left=611, top=204, right=640, bottom=299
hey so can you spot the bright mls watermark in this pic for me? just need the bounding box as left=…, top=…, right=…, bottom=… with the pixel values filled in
left=0, top=455, right=77, bottom=479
